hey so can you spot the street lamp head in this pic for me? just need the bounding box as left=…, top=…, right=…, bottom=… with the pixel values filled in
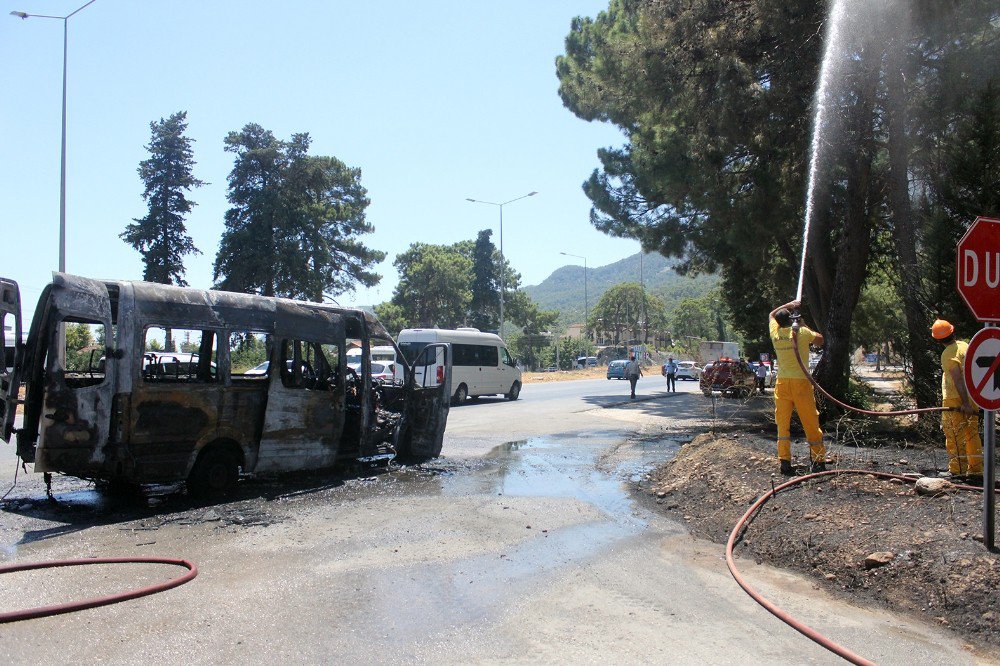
left=10, top=11, right=29, bottom=18
left=465, top=198, right=477, bottom=202
left=528, top=191, right=538, bottom=196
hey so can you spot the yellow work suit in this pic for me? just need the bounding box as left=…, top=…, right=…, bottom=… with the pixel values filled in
left=770, top=319, right=824, bottom=463
left=940, top=341, right=983, bottom=475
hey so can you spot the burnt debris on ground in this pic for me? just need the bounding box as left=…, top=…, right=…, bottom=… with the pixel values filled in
left=644, top=431, right=1000, bottom=651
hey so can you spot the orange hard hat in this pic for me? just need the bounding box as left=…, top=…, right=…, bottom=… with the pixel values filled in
left=931, top=319, right=955, bottom=340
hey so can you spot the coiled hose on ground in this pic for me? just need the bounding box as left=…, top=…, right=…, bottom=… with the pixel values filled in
left=0, top=556, right=198, bottom=624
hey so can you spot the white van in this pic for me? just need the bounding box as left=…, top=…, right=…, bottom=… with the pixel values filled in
left=397, top=328, right=521, bottom=404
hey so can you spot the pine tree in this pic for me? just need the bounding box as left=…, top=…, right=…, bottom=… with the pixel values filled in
left=468, top=230, right=500, bottom=331
left=121, top=111, right=203, bottom=286
left=213, top=125, right=384, bottom=300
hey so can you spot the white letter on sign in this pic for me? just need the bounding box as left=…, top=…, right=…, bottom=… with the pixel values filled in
left=964, top=249, right=979, bottom=286
left=988, top=252, right=1000, bottom=289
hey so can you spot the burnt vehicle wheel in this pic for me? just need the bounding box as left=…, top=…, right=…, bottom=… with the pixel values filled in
left=187, top=447, right=240, bottom=497
left=506, top=381, right=521, bottom=401
left=453, top=383, right=468, bottom=405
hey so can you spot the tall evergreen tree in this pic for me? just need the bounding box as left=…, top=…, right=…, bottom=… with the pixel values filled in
left=214, top=125, right=384, bottom=300
left=558, top=0, right=998, bottom=405
left=214, top=124, right=285, bottom=297
left=280, top=137, right=384, bottom=301
left=389, top=243, right=473, bottom=328
left=468, top=229, right=500, bottom=331
left=121, top=111, right=203, bottom=286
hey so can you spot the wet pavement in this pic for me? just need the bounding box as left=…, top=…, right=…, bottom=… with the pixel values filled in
left=0, top=390, right=985, bottom=664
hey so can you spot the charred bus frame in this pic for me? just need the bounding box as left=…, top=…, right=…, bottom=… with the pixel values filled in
left=0, top=274, right=451, bottom=494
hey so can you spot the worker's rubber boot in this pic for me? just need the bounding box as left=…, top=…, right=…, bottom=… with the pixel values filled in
left=780, top=460, right=794, bottom=476
left=811, top=461, right=827, bottom=473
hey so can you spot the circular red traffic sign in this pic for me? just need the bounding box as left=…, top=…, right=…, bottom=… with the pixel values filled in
left=956, top=216, right=1000, bottom=322
left=964, top=327, right=1000, bottom=411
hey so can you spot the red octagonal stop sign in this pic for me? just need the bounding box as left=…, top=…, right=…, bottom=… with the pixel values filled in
left=957, top=216, right=1000, bottom=322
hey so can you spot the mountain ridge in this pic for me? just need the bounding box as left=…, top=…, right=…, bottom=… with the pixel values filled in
left=524, top=252, right=718, bottom=325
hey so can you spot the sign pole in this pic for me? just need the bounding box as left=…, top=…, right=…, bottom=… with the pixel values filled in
left=986, top=324, right=997, bottom=551
left=986, top=406, right=996, bottom=550
left=956, top=217, right=1000, bottom=550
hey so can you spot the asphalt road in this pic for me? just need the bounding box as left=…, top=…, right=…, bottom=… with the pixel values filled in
left=0, top=378, right=981, bottom=664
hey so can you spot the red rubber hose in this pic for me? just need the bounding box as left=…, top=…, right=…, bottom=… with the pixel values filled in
left=727, top=469, right=994, bottom=665
left=790, top=323, right=955, bottom=416
left=0, top=557, right=198, bottom=623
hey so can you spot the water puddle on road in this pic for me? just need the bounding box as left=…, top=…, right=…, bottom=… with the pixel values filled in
left=444, top=435, right=679, bottom=521
left=369, top=434, right=685, bottom=643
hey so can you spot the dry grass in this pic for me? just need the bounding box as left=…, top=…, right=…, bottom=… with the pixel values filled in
left=522, top=367, right=610, bottom=383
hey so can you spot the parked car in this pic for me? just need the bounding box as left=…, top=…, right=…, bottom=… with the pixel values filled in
left=675, top=361, right=702, bottom=381
left=607, top=359, right=629, bottom=380
left=699, top=358, right=756, bottom=397
left=245, top=360, right=270, bottom=375
left=346, top=360, right=399, bottom=384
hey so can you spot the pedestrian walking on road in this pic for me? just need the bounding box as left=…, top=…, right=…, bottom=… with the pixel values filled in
left=662, top=357, right=678, bottom=392
left=625, top=354, right=642, bottom=399
left=932, top=319, right=983, bottom=483
left=755, top=362, right=769, bottom=394
left=769, top=299, right=826, bottom=476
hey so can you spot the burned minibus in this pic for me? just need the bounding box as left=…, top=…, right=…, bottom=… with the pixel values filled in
left=0, top=274, right=451, bottom=495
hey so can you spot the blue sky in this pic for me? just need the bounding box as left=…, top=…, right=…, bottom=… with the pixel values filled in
left=2, top=1, right=640, bottom=318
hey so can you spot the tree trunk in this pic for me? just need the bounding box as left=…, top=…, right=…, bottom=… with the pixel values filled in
left=886, top=32, right=937, bottom=410
left=806, top=44, right=881, bottom=405
left=814, top=81, right=877, bottom=401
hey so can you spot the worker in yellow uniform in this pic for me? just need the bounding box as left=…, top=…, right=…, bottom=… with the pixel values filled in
left=769, top=299, right=825, bottom=476
left=931, top=319, right=982, bottom=482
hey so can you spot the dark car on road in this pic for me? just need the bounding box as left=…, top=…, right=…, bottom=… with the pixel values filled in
left=699, top=358, right=756, bottom=397
left=607, top=359, right=628, bottom=380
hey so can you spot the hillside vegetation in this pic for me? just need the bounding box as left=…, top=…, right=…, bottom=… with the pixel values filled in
left=523, top=252, right=718, bottom=326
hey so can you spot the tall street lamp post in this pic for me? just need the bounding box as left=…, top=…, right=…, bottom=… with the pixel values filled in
left=11, top=0, right=98, bottom=274
left=466, top=191, right=537, bottom=339
left=559, top=251, right=588, bottom=339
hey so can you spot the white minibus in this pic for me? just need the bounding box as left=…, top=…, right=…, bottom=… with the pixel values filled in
left=397, top=328, right=521, bottom=404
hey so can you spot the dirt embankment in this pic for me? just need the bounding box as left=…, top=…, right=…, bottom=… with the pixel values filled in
left=647, top=432, right=1000, bottom=651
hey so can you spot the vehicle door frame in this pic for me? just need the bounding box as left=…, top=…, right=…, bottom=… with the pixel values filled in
left=397, top=342, right=451, bottom=458
left=0, top=278, right=22, bottom=443
left=34, top=274, right=117, bottom=473
left=255, top=310, right=346, bottom=473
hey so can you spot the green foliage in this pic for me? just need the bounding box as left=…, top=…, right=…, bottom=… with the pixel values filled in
left=557, top=0, right=835, bottom=352
left=844, top=376, right=874, bottom=413
left=507, top=299, right=560, bottom=370
left=213, top=125, right=384, bottom=300
left=557, top=0, right=999, bottom=403
left=524, top=252, right=721, bottom=328
left=379, top=231, right=532, bottom=333
left=587, top=282, right=667, bottom=346
left=537, top=335, right=596, bottom=370
left=230, top=335, right=268, bottom=373
left=388, top=243, right=472, bottom=328
left=146, top=338, right=164, bottom=352
left=373, top=302, right=409, bottom=337
left=668, top=289, right=733, bottom=341
left=468, top=230, right=500, bottom=331
left=121, top=111, right=203, bottom=286
left=64, top=323, right=98, bottom=372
